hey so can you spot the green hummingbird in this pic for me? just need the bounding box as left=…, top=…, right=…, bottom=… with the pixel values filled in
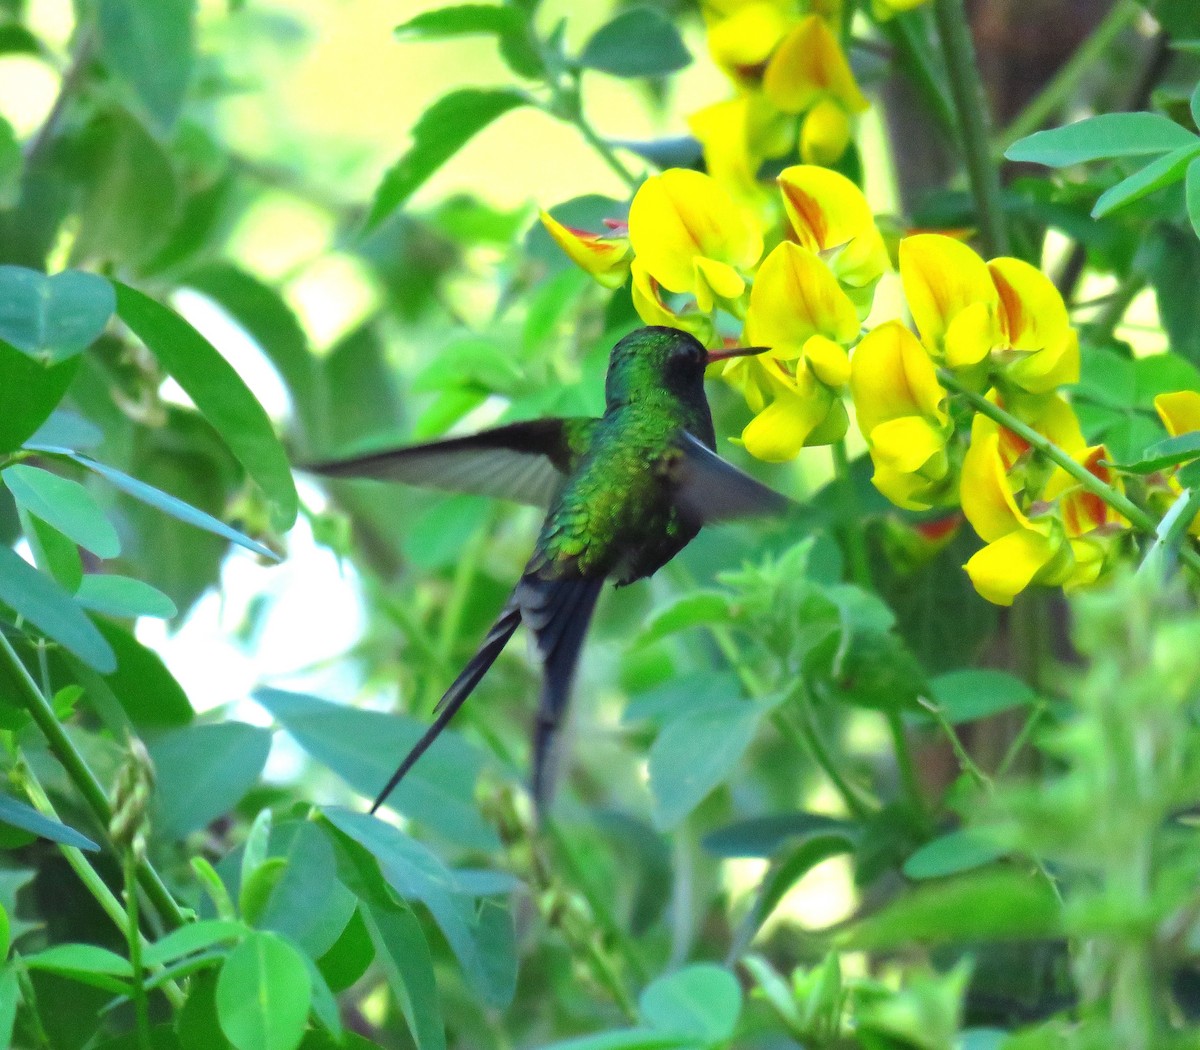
left=308, top=326, right=790, bottom=812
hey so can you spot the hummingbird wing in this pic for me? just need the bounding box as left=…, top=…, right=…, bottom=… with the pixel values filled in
left=304, top=417, right=598, bottom=508
left=670, top=432, right=794, bottom=525
left=370, top=599, right=523, bottom=814
left=517, top=572, right=606, bottom=809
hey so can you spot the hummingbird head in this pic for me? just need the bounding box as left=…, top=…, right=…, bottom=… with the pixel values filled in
left=604, top=326, right=767, bottom=408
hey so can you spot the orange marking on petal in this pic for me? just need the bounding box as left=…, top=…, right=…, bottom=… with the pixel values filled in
left=778, top=183, right=828, bottom=251
left=916, top=513, right=962, bottom=542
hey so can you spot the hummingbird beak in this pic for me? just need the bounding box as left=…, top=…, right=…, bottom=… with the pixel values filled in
left=705, top=345, right=770, bottom=366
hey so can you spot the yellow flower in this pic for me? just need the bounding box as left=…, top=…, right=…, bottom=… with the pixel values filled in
left=778, top=164, right=890, bottom=315
left=960, top=414, right=1117, bottom=606
left=630, top=260, right=716, bottom=345
left=1155, top=390, right=1200, bottom=438
left=687, top=96, right=789, bottom=213
left=704, top=0, right=792, bottom=75
left=538, top=211, right=631, bottom=289
left=627, top=169, right=763, bottom=313
left=849, top=321, right=953, bottom=510
left=737, top=241, right=857, bottom=460
left=761, top=15, right=868, bottom=164
left=899, top=234, right=1079, bottom=392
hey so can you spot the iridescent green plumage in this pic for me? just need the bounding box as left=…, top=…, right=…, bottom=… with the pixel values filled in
left=306, top=326, right=789, bottom=811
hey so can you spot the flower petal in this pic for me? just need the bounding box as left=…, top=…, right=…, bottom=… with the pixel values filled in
left=804, top=333, right=850, bottom=387
left=744, top=241, right=859, bottom=355
left=538, top=210, right=631, bottom=289
left=849, top=320, right=947, bottom=436
left=777, top=164, right=889, bottom=291
left=960, top=421, right=1031, bottom=542
left=869, top=415, right=948, bottom=474
left=705, top=0, right=790, bottom=71
left=630, top=260, right=714, bottom=343
left=800, top=97, right=852, bottom=165
left=741, top=373, right=833, bottom=461
left=628, top=169, right=762, bottom=300
left=988, top=257, right=1070, bottom=354
left=1155, top=390, right=1200, bottom=437
left=899, top=234, right=998, bottom=358
left=763, top=15, right=868, bottom=114
left=964, top=528, right=1058, bottom=606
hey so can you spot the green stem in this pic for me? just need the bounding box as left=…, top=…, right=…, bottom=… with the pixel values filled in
left=832, top=441, right=872, bottom=590
left=937, top=370, right=1200, bottom=578
left=995, top=0, right=1141, bottom=151
left=12, top=957, right=51, bottom=1049
left=17, top=760, right=186, bottom=1009
left=777, top=690, right=876, bottom=821
left=555, top=74, right=640, bottom=191
left=918, top=697, right=992, bottom=790
left=1138, top=485, right=1200, bottom=580
left=932, top=0, right=1010, bottom=256
left=996, top=699, right=1047, bottom=778
left=23, top=26, right=95, bottom=167
left=887, top=710, right=928, bottom=825
left=125, top=853, right=152, bottom=1050
left=0, top=632, right=186, bottom=931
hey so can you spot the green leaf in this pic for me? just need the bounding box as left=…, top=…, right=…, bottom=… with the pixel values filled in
left=21, top=507, right=83, bottom=592
left=72, top=109, right=179, bottom=263
left=0, top=791, right=98, bottom=851
left=921, top=669, right=1035, bottom=725
left=902, top=829, right=1009, bottom=880
left=579, top=7, right=692, bottom=78
left=0, top=545, right=115, bottom=672
left=361, top=902, right=446, bottom=1050
left=147, top=722, right=272, bottom=836
left=97, top=0, right=194, bottom=133
left=1187, top=156, right=1200, bottom=241
left=539, top=1033, right=697, bottom=1050
left=0, top=968, right=17, bottom=1050
left=257, top=822, right=358, bottom=959
left=841, top=869, right=1062, bottom=949
left=702, top=812, right=859, bottom=858
left=24, top=943, right=134, bottom=993
left=324, top=807, right=517, bottom=1008
left=216, top=931, right=311, bottom=1050
left=300, top=953, right=343, bottom=1042
left=2, top=464, right=119, bottom=558
left=0, top=266, right=114, bottom=363
left=31, top=447, right=278, bottom=560
left=0, top=115, right=20, bottom=209
left=93, top=618, right=193, bottom=727
left=112, top=283, right=298, bottom=532
left=1005, top=112, right=1199, bottom=166
left=1091, top=143, right=1200, bottom=218
left=752, top=833, right=856, bottom=928
left=255, top=687, right=495, bottom=850
left=639, top=964, right=741, bottom=1041
left=364, top=89, right=528, bottom=232
left=75, top=574, right=178, bottom=619
left=394, top=4, right=542, bottom=78
left=316, top=907, right=374, bottom=993
left=648, top=701, right=767, bottom=830
left=1113, top=431, right=1200, bottom=475
left=0, top=341, right=78, bottom=453
left=637, top=591, right=731, bottom=647
left=142, top=920, right=246, bottom=969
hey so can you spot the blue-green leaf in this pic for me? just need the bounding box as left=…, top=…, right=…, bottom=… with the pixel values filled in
left=639, top=964, right=741, bottom=1042
left=0, top=545, right=115, bottom=672
left=75, top=574, right=177, bottom=619
left=0, top=266, right=114, bottom=364
left=0, top=342, right=78, bottom=454
left=579, top=7, right=691, bottom=78
left=112, top=283, right=297, bottom=532
left=0, top=792, right=98, bottom=851
left=902, top=828, right=1009, bottom=880
left=29, top=446, right=278, bottom=560
left=2, top=464, right=120, bottom=558
left=96, top=0, right=194, bottom=134
left=1091, top=143, right=1200, bottom=218
left=1005, top=112, right=1199, bottom=166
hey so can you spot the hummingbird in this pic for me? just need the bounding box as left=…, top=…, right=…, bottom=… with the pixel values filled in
left=307, top=326, right=790, bottom=813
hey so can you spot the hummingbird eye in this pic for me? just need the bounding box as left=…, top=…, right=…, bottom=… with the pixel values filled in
left=669, top=340, right=705, bottom=368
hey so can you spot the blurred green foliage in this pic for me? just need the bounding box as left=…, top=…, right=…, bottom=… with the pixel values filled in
left=2, top=0, right=1200, bottom=1048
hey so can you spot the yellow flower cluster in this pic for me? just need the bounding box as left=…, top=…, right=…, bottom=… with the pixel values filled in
left=541, top=162, right=1200, bottom=606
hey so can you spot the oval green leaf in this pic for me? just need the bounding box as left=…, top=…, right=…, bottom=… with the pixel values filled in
left=579, top=7, right=692, bottom=78
left=2, top=464, right=120, bottom=558
left=0, top=266, right=115, bottom=363
left=1005, top=112, right=1199, bottom=166
left=75, top=574, right=178, bottom=619
left=0, top=791, right=98, bottom=851
left=112, top=283, right=297, bottom=532
left=216, top=931, right=311, bottom=1050
left=0, top=341, right=79, bottom=453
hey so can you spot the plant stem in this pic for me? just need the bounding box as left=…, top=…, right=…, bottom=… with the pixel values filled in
left=932, top=0, right=1010, bottom=256
left=556, top=73, right=641, bottom=191
left=832, top=441, right=872, bottom=590
left=995, top=0, right=1141, bottom=152
left=918, top=697, right=991, bottom=789
left=937, top=370, right=1200, bottom=578
left=1138, top=485, right=1200, bottom=579
left=886, top=710, right=928, bottom=825
left=24, top=27, right=95, bottom=167
left=125, top=853, right=152, bottom=1050
left=0, top=632, right=186, bottom=930
left=777, top=691, right=876, bottom=821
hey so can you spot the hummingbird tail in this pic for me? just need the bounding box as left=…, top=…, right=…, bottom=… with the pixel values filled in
left=519, top=575, right=605, bottom=810
left=370, top=601, right=522, bottom=814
